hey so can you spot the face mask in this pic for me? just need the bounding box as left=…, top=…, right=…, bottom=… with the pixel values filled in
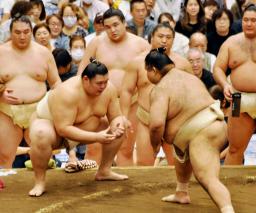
left=63, top=16, right=77, bottom=28
left=83, top=0, right=93, bottom=4
left=71, top=48, right=84, bottom=61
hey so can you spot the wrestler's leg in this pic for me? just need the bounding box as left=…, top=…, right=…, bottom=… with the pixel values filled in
left=190, top=121, right=233, bottom=212
left=116, top=102, right=137, bottom=166
left=84, top=119, right=107, bottom=164
left=225, top=112, right=255, bottom=165
left=136, top=121, right=155, bottom=166
left=161, top=158, right=192, bottom=204
left=162, top=142, right=174, bottom=165
left=29, top=117, right=61, bottom=197
left=95, top=118, right=128, bottom=181
left=0, top=112, right=23, bottom=168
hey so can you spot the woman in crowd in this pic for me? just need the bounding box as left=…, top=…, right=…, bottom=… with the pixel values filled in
left=46, top=14, right=69, bottom=50
left=30, top=0, right=46, bottom=24
left=69, top=34, right=86, bottom=66
left=207, top=8, right=235, bottom=56
left=33, top=22, right=53, bottom=51
left=203, top=0, right=219, bottom=32
left=59, top=3, right=88, bottom=38
left=175, top=0, right=205, bottom=38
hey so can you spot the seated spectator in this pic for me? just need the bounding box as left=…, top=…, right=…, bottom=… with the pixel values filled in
left=126, top=0, right=156, bottom=40
left=203, top=0, right=219, bottom=32
left=111, top=0, right=132, bottom=21
left=0, top=0, right=15, bottom=24
left=175, top=0, right=206, bottom=38
left=30, top=0, right=46, bottom=24
left=79, top=0, right=109, bottom=22
left=52, top=48, right=77, bottom=82
left=70, top=34, right=86, bottom=66
left=46, top=14, right=69, bottom=50
left=85, top=12, right=104, bottom=45
left=158, top=12, right=189, bottom=57
left=33, top=22, right=53, bottom=51
left=146, top=0, right=182, bottom=22
left=187, top=48, right=216, bottom=90
left=207, top=8, right=235, bottom=56
left=189, top=32, right=216, bottom=72
left=230, top=0, right=246, bottom=21
left=59, top=3, right=88, bottom=38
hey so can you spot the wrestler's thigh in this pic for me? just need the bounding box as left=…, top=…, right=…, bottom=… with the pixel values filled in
left=189, top=121, right=226, bottom=177
left=228, top=112, right=255, bottom=150
left=0, top=112, right=23, bottom=158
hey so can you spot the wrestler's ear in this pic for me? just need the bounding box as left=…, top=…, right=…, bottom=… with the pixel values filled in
left=82, top=75, right=89, bottom=82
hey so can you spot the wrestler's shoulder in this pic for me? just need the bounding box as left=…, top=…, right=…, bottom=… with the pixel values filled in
left=224, top=32, right=243, bottom=44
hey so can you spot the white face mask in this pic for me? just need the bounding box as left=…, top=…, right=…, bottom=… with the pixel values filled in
left=83, top=0, right=93, bottom=4
left=63, top=16, right=77, bottom=28
left=71, top=48, right=84, bottom=61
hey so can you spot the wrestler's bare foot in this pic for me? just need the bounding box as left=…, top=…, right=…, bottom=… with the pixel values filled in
left=161, top=191, right=191, bottom=204
left=95, top=171, right=128, bottom=181
left=29, top=182, right=46, bottom=197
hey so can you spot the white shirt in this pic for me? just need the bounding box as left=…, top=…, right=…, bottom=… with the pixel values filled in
left=79, top=0, right=109, bottom=21
left=172, top=31, right=189, bottom=57
left=153, top=0, right=182, bottom=22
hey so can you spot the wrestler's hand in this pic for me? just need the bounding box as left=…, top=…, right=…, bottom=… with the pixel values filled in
left=1, top=89, right=21, bottom=105
left=96, top=127, right=117, bottom=144
left=223, top=83, right=233, bottom=102
left=112, top=123, right=125, bottom=138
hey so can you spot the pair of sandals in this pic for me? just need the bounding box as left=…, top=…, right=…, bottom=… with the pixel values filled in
left=64, top=159, right=97, bottom=173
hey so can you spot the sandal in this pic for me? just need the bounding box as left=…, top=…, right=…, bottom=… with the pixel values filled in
left=64, top=159, right=97, bottom=173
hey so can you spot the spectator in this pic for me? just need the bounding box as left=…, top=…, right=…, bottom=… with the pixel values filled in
left=187, top=48, right=216, bottom=90
left=158, top=12, right=189, bottom=57
left=85, top=12, right=104, bottom=45
left=33, top=22, right=53, bottom=51
left=175, top=0, right=206, bottom=38
left=79, top=0, right=109, bottom=21
left=30, top=0, right=46, bottom=24
left=189, top=32, right=216, bottom=72
left=46, top=14, right=69, bottom=50
left=207, top=8, right=235, bottom=56
left=127, top=0, right=156, bottom=40
left=52, top=48, right=77, bottom=82
left=59, top=3, right=88, bottom=38
left=203, top=0, right=220, bottom=32
left=70, top=34, right=86, bottom=66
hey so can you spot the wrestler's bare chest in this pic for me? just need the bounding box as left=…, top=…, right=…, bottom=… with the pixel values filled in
left=229, top=40, right=256, bottom=69
left=0, top=53, right=48, bottom=82
left=95, top=43, right=142, bottom=70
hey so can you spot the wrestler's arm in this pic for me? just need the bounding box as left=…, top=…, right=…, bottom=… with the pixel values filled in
left=213, top=40, right=232, bottom=101
left=77, top=36, right=98, bottom=75
left=149, top=87, right=169, bottom=154
left=50, top=89, right=110, bottom=144
left=120, top=61, right=138, bottom=117
left=46, top=51, right=61, bottom=89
